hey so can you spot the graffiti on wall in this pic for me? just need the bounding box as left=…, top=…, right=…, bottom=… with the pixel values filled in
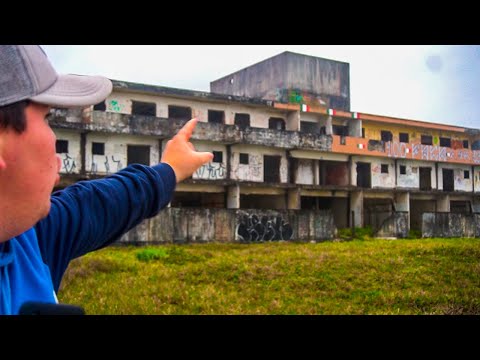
left=195, top=162, right=226, bottom=180
left=384, top=141, right=480, bottom=163
left=107, top=100, right=122, bottom=112
left=236, top=213, right=293, bottom=242
left=275, top=88, right=327, bottom=107
left=62, top=154, right=76, bottom=174
left=91, top=155, right=123, bottom=175
left=233, top=153, right=263, bottom=181
left=385, top=141, right=408, bottom=158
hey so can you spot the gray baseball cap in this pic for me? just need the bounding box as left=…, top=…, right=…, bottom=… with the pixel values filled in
left=0, top=45, right=112, bottom=108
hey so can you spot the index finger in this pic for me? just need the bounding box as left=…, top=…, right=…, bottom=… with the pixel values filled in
left=177, top=118, right=198, bottom=141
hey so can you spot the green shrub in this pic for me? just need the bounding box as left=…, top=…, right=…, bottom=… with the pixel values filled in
left=338, top=226, right=373, bottom=241
left=136, top=248, right=169, bottom=262
left=407, top=229, right=422, bottom=239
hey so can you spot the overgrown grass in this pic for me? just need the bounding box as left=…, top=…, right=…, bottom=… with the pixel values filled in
left=58, top=238, right=480, bottom=314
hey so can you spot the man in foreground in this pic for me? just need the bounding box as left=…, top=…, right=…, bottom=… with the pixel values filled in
left=0, top=45, right=213, bottom=314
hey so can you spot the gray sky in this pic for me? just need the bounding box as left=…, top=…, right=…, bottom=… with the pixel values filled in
left=42, top=45, right=480, bottom=129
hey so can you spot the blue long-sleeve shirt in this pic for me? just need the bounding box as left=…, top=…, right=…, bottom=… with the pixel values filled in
left=0, top=163, right=176, bottom=315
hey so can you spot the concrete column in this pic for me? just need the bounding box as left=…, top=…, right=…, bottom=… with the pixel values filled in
left=286, top=111, right=300, bottom=131
left=314, top=161, right=320, bottom=186
left=349, top=119, right=362, bottom=137
left=350, top=190, right=363, bottom=227
left=325, top=115, right=333, bottom=135
left=436, top=194, right=450, bottom=212
left=349, top=158, right=357, bottom=186
left=287, top=188, right=301, bottom=210
left=395, top=192, right=410, bottom=231
left=227, top=184, right=240, bottom=209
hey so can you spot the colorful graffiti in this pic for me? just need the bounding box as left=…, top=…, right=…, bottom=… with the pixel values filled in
left=384, top=141, right=480, bottom=164
left=107, top=100, right=122, bottom=112
left=275, top=88, right=326, bottom=107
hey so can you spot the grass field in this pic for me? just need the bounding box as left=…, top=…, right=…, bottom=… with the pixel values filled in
left=58, top=237, right=480, bottom=314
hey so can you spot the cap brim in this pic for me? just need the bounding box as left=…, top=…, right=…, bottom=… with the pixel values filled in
left=30, top=74, right=112, bottom=108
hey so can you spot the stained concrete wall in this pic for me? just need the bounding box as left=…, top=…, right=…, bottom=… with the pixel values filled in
left=396, top=160, right=436, bottom=189
left=55, top=129, right=82, bottom=174
left=296, top=159, right=315, bottom=185
left=105, top=91, right=289, bottom=129
left=52, top=110, right=332, bottom=153
left=210, top=51, right=350, bottom=111
left=190, top=141, right=227, bottom=180
left=474, top=166, right=480, bottom=192
left=437, top=163, right=473, bottom=192
left=351, top=156, right=395, bottom=188
left=118, top=208, right=337, bottom=244
left=230, top=144, right=288, bottom=183
left=410, top=199, right=436, bottom=230
left=375, top=212, right=409, bottom=238
left=422, top=213, right=480, bottom=238
left=85, top=133, right=159, bottom=175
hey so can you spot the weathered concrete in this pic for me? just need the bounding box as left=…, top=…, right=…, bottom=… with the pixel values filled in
left=111, top=79, right=271, bottom=107
left=422, top=212, right=480, bottom=238
left=437, top=195, right=450, bottom=212
left=227, top=185, right=240, bottom=209
left=287, top=188, right=301, bottom=210
left=375, top=212, right=409, bottom=238
left=350, top=191, right=363, bottom=227
left=118, top=208, right=337, bottom=244
left=51, top=110, right=332, bottom=152
left=210, top=51, right=350, bottom=111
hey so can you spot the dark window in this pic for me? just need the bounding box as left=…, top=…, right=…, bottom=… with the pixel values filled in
left=381, top=130, right=393, bottom=142
left=300, top=121, right=318, bottom=133
left=234, top=113, right=250, bottom=130
left=56, top=140, right=68, bottom=154
left=168, top=105, right=191, bottom=120
left=92, top=142, right=105, bottom=155
left=356, top=162, right=371, bottom=188
left=268, top=117, right=286, bottom=130
left=333, top=125, right=349, bottom=136
left=362, top=128, right=365, bottom=138
left=212, top=151, right=223, bottom=163
left=451, top=200, right=471, bottom=214
left=421, top=135, right=433, bottom=145
left=127, top=145, right=150, bottom=166
left=463, top=140, right=469, bottom=149
left=208, top=110, right=224, bottom=124
left=399, top=132, right=409, bottom=143
left=464, top=170, right=470, bottom=179
left=264, top=155, right=281, bottom=183
left=439, top=137, right=451, bottom=148
left=132, top=101, right=156, bottom=117
left=93, top=101, right=106, bottom=111
left=419, top=167, right=431, bottom=190
left=381, top=164, right=389, bottom=173
left=239, top=153, right=249, bottom=165
left=400, top=165, right=406, bottom=175
left=442, top=169, right=454, bottom=191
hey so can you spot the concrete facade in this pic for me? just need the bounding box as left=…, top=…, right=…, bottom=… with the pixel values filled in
left=49, top=51, right=480, bottom=241
left=210, top=51, right=350, bottom=111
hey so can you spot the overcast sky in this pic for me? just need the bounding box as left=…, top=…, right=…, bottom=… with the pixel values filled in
left=42, top=45, right=480, bottom=129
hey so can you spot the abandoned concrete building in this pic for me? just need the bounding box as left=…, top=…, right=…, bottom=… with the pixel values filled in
left=49, top=51, right=480, bottom=243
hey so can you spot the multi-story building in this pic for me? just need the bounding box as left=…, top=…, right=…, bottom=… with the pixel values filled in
left=50, top=51, right=480, bottom=243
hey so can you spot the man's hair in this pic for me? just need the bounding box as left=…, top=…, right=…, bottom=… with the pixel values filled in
left=0, top=100, right=29, bottom=133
